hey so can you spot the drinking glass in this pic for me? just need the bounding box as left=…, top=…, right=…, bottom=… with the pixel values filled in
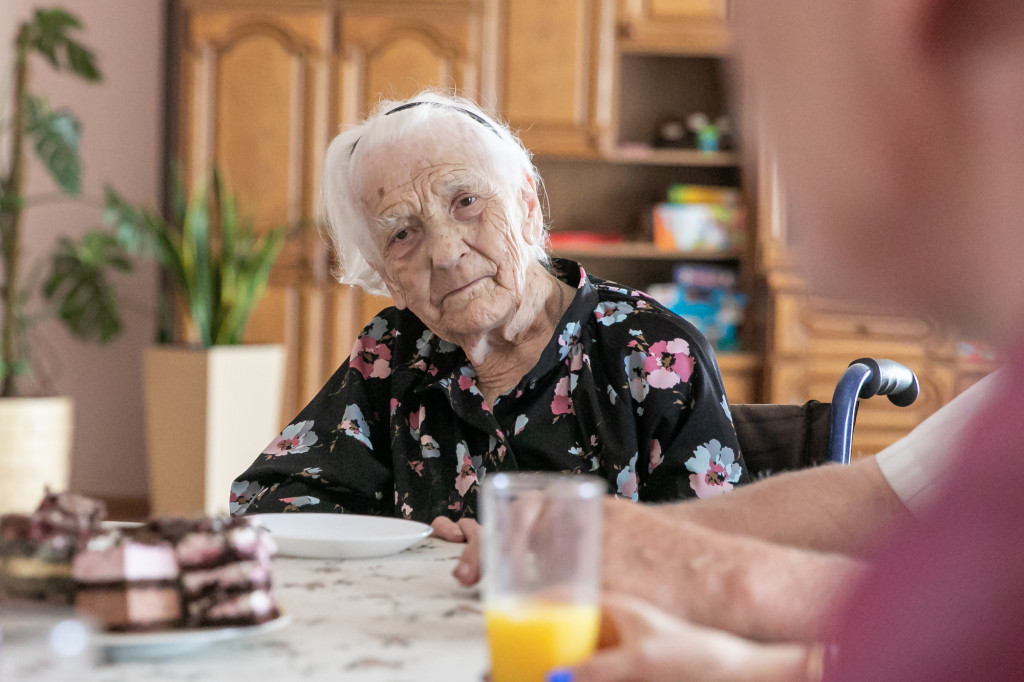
left=0, top=605, right=97, bottom=681
left=481, top=472, right=604, bottom=682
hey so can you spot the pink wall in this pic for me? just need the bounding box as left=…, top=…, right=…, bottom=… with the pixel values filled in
left=1, top=1, right=164, bottom=499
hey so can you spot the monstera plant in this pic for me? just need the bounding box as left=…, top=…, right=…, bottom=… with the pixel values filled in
left=0, top=8, right=126, bottom=398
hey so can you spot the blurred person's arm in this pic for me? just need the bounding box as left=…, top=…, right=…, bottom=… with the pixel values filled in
left=600, top=497, right=861, bottom=642
left=655, top=370, right=1001, bottom=555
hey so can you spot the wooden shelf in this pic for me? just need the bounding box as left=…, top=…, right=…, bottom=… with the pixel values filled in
left=603, top=147, right=739, bottom=167
left=553, top=243, right=742, bottom=260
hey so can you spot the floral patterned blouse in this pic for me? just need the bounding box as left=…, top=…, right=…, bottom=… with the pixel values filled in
left=231, top=259, right=748, bottom=522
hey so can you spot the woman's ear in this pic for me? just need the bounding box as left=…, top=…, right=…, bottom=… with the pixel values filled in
left=520, top=173, right=543, bottom=245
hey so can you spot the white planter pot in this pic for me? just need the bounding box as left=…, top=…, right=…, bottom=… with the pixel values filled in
left=144, top=345, right=285, bottom=516
left=0, top=397, right=73, bottom=513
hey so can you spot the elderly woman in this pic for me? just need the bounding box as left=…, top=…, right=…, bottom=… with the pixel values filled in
left=231, top=91, right=747, bottom=532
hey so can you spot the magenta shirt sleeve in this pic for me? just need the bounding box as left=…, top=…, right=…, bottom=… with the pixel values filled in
left=827, top=344, right=1024, bottom=681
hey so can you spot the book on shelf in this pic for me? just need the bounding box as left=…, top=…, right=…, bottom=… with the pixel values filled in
left=648, top=263, right=746, bottom=352
left=649, top=184, right=746, bottom=253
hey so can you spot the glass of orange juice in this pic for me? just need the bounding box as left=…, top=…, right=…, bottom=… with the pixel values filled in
left=481, top=472, right=604, bottom=682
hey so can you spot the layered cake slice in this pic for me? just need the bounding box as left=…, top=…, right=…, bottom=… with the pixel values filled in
left=72, top=529, right=182, bottom=631
left=0, top=491, right=106, bottom=603
left=150, top=516, right=279, bottom=627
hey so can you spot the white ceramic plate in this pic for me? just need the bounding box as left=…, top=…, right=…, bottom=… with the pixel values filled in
left=254, top=513, right=433, bottom=559
left=95, top=613, right=291, bottom=660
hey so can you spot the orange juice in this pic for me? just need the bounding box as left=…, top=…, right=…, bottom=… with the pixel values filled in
left=485, top=601, right=600, bottom=682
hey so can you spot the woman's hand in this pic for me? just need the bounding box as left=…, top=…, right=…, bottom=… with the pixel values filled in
left=431, top=517, right=480, bottom=545
left=557, top=594, right=809, bottom=682
left=431, top=517, right=483, bottom=585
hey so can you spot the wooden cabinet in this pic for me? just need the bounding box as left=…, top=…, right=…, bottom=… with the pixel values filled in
left=171, top=0, right=492, bottom=419
left=755, top=152, right=968, bottom=456
left=616, top=0, right=730, bottom=54
left=169, top=0, right=976, bottom=449
left=765, top=286, right=959, bottom=456
left=499, top=0, right=614, bottom=156
left=336, top=1, right=494, bottom=124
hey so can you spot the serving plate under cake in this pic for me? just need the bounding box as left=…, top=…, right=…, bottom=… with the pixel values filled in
left=94, top=613, right=291, bottom=659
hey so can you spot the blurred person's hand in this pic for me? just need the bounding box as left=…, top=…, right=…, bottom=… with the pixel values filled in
left=557, top=594, right=809, bottom=682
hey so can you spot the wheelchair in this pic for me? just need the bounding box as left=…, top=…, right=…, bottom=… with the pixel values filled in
left=731, top=358, right=920, bottom=479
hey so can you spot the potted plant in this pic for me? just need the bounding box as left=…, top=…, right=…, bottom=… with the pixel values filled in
left=0, top=8, right=132, bottom=512
left=104, top=171, right=287, bottom=516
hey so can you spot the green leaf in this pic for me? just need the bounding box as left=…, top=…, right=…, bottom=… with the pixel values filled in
left=43, top=232, right=130, bottom=343
left=24, top=94, right=82, bottom=196
left=27, top=9, right=101, bottom=82
left=64, top=40, right=101, bottom=81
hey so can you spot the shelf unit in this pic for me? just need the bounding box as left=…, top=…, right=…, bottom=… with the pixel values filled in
left=604, top=148, right=739, bottom=167
left=553, top=244, right=743, bottom=261
left=541, top=36, right=758, bottom=399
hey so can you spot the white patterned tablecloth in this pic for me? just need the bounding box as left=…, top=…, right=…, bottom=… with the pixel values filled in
left=84, top=539, right=488, bottom=682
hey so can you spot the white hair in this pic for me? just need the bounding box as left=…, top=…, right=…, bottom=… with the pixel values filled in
left=319, top=91, right=549, bottom=296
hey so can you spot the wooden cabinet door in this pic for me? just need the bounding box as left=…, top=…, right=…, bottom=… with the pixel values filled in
left=500, top=0, right=615, bottom=157
left=337, top=0, right=494, bottom=124
left=617, top=0, right=730, bottom=54
left=175, top=2, right=349, bottom=420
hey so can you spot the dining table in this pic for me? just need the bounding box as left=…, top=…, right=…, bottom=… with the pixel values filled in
left=5, top=538, right=492, bottom=682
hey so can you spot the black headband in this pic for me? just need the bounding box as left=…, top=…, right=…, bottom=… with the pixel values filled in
left=349, top=101, right=501, bottom=156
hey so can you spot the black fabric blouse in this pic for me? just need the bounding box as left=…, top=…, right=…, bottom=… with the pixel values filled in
left=231, top=259, right=748, bottom=521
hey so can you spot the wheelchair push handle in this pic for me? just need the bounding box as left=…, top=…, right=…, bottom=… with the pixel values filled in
left=849, top=358, right=920, bottom=407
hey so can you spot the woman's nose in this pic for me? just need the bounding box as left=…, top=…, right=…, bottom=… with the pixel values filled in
left=426, top=223, right=468, bottom=269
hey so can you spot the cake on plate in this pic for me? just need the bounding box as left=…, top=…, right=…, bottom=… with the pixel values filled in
left=72, top=528, right=182, bottom=631
left=0, top=491, right=106, bottom=603
left=1, top=492, right=281, bottom=632
left=148, top=516, right=279, bottom=627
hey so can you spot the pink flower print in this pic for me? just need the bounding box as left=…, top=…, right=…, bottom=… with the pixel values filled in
left=339, top=405, right=373, bottom=450
left=649, top=439, right=663, bottom=474
left=558, top=322, right=582, bottom=360
left=262, top=420, right=318, bottom=456
left=408, top=460, right=425, bottom=477
left=401, top=502, right=413, bottom=518
left=390, top=398, right=399, bottom=416
left=448, top=500, right=462, bottom=512
left=457, top=367, right=483, bottom=397
left=551, top=376, right=575, bottom=415
left=455, top=452, right=477, bottom=497
left=280, top=495, right=319, bottom=509
left=616, top=453, right=639, bottom=501
left=643, top=338, right=694, bottom=389
left=594, top=301, right=633, bottom=326
left=230, top=480, right=262, bottom=515
left=420, top=435, right=441, bottom=458
left=409, top=404, right=425, bottom=440
left=350, top=335, right=392, bottom=379
left=685, top=440, right=743, bottom=499
left=514, top=414, right=529, bottom=435
left=625, top=351, right=649, bottom=402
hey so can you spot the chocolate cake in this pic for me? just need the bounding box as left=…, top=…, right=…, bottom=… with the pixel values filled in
left=0, top=491, right=106, bottom=603
left=72, top=529, right=182, bottom=631
left=2, top=492, right=281, bottom=632
left=148, top=516, right=279, bottom=627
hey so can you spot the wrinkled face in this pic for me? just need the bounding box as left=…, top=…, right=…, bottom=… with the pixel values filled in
left=357, top=119, right=541, bottom=342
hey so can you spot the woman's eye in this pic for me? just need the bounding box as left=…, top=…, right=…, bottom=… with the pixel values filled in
left=453, top=194, right=484, bottom=220
left=393, top=228, right=410, bottom=242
